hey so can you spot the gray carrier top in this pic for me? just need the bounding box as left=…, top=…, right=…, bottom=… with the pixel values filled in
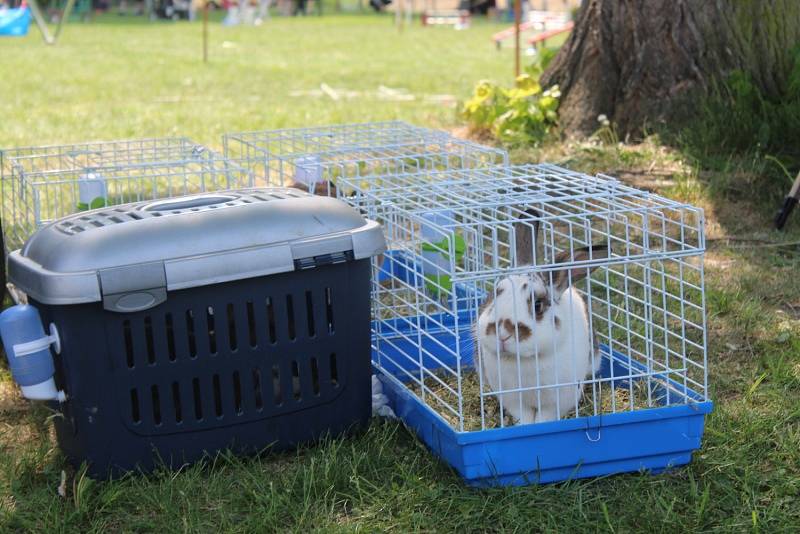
left=8, top=188, right=386, bottom=312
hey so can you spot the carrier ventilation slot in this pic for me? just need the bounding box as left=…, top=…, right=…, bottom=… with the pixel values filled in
left=151, top=385, right=162, bottom=425
left=165, top=313, right=177, bottom=361
left=207, top=307, right=217, bottom=354
left=306, top=291, right=316, bottom=337
left=186, top=310, right=197, bottom=358
left=233, top=371, right=243, bottom=414
left=253, top=368, right=263, bottom=409
left=272, top=365, right=282, bottom=405
left=192, top=378, right=203, bottom=420
left=325, top=287, right=335, bottom=334
left=330, top=353, right=339, bottom=387
left=227, top=303, right=238, bottom=351
left=311, top=357, right=320, bottom=395
left=213, top=374, right=223, bottom=417
left=123, top=320, right=135, bottom=368
left=246, top=301, right=257, bottom=348
left=144, top=316, right=156, bottom=365
left=291, top=361, right=301, bottom=401
left=130, top=389, right=141, bottom=423
left=294, top=251, right=353, bottom=270
left=266, top=298, right=277, bottom=343
left=172, top=382, right=183, bottom=423
left=286, top=296, right=296, bottom=340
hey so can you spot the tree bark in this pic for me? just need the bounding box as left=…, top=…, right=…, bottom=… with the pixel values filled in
left=541, top=0, right=800, bottom=137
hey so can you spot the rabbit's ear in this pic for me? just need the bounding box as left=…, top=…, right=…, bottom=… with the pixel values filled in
left=513, top=207, right=541, bottom=267
left=551, top=245, right=611, bottom=293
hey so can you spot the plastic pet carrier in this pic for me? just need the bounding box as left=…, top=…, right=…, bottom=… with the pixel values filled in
left=4, top=187, right=386, bottom=477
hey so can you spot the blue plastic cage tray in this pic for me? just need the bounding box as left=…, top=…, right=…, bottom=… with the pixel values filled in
left=373, top=249, right=712, bottom=486
left=372, top=256, right=712, bottom=485
left=377, top=350, right=712, bottom=487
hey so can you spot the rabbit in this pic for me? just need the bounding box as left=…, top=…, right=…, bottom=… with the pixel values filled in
left=476, top=245, right=609, bottom=425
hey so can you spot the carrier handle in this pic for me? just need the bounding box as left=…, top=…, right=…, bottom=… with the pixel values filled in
left=142, top=194, right=238, bottom=212
left=12, top=323, right=61, bottom=357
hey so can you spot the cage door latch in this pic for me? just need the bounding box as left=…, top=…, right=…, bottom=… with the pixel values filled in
left=584, top=415, right=603, bottom=442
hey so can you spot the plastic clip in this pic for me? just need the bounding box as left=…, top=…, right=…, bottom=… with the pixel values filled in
left=12, top=323, right=61, bottom=357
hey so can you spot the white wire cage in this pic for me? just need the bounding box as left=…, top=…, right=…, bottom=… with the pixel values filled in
left=0, top=137, right=208, bottom=175
left=222, top=121, right=509, bottom=192
left=0, top=138, right=252, bottom=252
left=355, top=164, right=707, bottom=433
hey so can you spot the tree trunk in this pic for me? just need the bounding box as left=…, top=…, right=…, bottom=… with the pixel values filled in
left=541, top=0, right=800, bottom=137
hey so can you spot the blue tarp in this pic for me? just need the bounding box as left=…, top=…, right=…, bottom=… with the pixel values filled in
left=0, top=7, right=31, bottom=37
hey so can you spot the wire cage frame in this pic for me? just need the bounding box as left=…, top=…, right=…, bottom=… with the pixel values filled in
left=353, top=164, right=708, bottom=437
left=0, top=137, right=209, bottom=177
left=0, top=138, right=252, bottom=253
left=222, top=121, right=509, bottom=191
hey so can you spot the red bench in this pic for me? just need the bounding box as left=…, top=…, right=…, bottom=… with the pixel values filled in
left=527, top=21, right=574, bottom=46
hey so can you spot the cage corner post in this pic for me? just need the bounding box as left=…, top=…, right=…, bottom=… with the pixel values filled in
left=513, top=0, right=521, bottom=78
left=0, top=218, right=5, bottom=298
left=202, top=1, right=209, bottom=64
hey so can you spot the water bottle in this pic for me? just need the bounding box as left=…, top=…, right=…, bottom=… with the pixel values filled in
left=420, top=211, right=464, bottom=299
left=0, top=304, right=66, bottom=402
left=77, top=172, right=108, bottom=211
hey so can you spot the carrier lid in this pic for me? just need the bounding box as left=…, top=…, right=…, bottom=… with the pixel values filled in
left=8, top=188, right=386, bottom=311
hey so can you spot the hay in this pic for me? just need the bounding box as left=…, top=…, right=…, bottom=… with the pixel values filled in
left=375, top=284, right=451, bottom=320
left=407, top=369, right=658, bottom=432
left=407, top=370, right=508, bottom=431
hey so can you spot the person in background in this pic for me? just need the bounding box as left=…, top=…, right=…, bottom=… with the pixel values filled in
left=93, top=0, right=110, bottom=13
left=255, top=0, right=271, bottom=24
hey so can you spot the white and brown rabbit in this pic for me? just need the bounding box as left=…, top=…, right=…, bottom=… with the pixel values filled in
left=476, top=245, right=609, bottom=424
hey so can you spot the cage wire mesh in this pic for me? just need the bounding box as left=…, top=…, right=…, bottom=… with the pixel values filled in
left=354, top=164, right=707, bottom=432
left=222, top=121, right=509, bottom=191
left=0, top=138, right=252, bottom=252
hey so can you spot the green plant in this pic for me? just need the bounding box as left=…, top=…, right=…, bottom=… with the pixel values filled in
left=685, top=67, right=800, bottom=158
left=676, top=46, right=800, bottom=201
left=461, top=75, right=560, bottom=145
left=461, top=48, right=561, bottom=145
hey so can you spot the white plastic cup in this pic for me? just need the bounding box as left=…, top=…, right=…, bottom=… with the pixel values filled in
left=294, top=156, right=323, bottom=190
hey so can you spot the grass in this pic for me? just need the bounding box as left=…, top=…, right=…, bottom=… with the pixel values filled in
left=2, top=12, right=800, bottom=533
left=0, top=12, right=516, bottom=148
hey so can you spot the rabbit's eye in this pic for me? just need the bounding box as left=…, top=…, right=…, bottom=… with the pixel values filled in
left=534, top=299, right=544, bottom=315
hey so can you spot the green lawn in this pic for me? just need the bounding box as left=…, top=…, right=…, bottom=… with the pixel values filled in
left=0, top=13, right=515, bottom=148
left=3, top=13, right=800, bottom=534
